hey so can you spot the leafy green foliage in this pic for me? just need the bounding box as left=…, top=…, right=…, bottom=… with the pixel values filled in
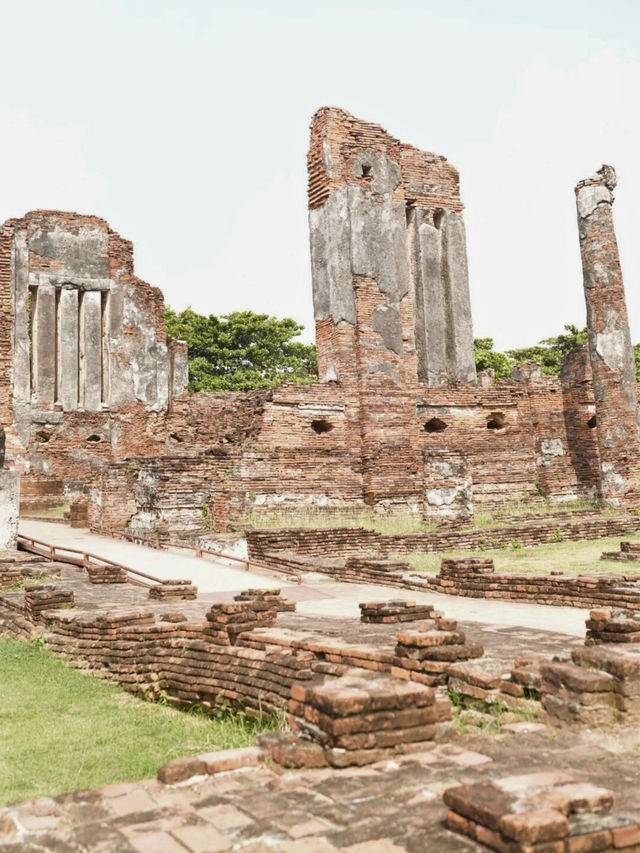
left=166, top=307, right=639, bottom=391
left=474, top=325, right=604, bottom=379
left=165, top=307, right=317, bottom=392
left=473, top=337, right=513, bottom=378
left=506, top=324, right=588, bottom=376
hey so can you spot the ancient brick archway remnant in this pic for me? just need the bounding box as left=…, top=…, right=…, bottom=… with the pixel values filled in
left=1, top=211, right=189, bottom=432
left=575, top=165, right=640, bottom=504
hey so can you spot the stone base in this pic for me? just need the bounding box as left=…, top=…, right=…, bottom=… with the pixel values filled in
left=0, top=470, right=19, bottom=551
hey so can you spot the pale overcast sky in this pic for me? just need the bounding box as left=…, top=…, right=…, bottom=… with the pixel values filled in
left=1, top=0, right=639, bottom=349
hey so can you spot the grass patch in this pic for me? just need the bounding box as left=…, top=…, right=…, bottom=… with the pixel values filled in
left=1, top=573, right=52, bottom=593
left=459, top=499, right=610, bottom=531
left=0, top=638, right=275, bottom=805
left=450, top=689, right=539, bottom=736
left=246, top=508, right=436, bottom=535
left=245, top=498, right=612, bottom=536
left=25, top=503, right=70, bottom=519
left=398, top=532, right=640, bottom=576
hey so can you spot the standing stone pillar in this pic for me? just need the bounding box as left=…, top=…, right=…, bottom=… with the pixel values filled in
left=0, top=429, right=19, bottom=551
left=59, top=287, right=79, bottom=411
left=34, top=284, right=56, bottom=405
left=575, top=165, right=640, bottom=504
left=81, top=291, right=102, bottom=411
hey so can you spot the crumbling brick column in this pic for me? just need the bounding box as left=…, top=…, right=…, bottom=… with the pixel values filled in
left=575, top=165, right=640, bottom=504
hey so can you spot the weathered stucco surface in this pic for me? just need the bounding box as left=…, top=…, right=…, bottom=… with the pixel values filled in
left=308, top=107, right=476, bottom=388
left=575, top=165, right=640, bottom=504
left=0, top=430, right=18, bottom=550
left=1, top=116, right=639, bottom=539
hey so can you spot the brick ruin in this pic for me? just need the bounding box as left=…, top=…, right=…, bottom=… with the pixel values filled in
left=5, top=542, right=640, bottom=850
left=575, top=165, right=640, bottom=504
left=0, top=428, right=18, bottom=550
left=0, top=210, right=188, bottom=505
left=0, top=110, right=639, bottom=537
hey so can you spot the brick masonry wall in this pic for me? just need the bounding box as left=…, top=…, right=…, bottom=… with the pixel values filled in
left=4, top=142, right=640, bottom=537
left=0, top=227, right=13, bottom=427
left=247, top=512, right=640, bottom=561
left=307, top=106, right=462, bottom=212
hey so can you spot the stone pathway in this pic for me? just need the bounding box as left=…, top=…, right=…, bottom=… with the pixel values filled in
left=2, top=728, right=640, bottom=852
left=294, top=578, right=589, bottom=636
left=18, top=521, right=294, bottom=594
left=19, top=521, right=589, bottom=636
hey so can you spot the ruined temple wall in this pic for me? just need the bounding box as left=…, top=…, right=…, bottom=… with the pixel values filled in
left=358, top=377, right=588, bottom=511
left=90, top=383, right=366, bottom=535
left=0, top=211, right=188, bottom=479
left=88, top=365, right=604, bottom=536
left=308, top=107, right=475, bottom=392
left=559, top=348, right=601, bottom=498
left=5, top=127, right=629, bottom=536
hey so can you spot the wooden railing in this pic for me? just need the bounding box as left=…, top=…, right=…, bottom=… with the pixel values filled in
left=108, top=529, right=303, bottom=584
left=17, top=530, right=303, bottom=586
left=17, top=534, right=163, bottom=588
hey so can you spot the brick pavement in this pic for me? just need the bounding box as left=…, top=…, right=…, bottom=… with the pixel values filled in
left=2, top=728, right=640, bottom=852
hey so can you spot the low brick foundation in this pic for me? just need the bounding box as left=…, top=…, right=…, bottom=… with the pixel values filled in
left=360, top=599, right=437, bottom=623
left=448, top=657, right=541, bottom=713
left=444, top=770, right=640, bottom=852
left=233, top=588, right=296, bottom=613
left=85, top=563, right=127, bottom=584
left=0, top=564, right=21, bottom=588
left=288, top=670, right=451, bottom=767
left=602, top=541, right=640, bottom=562
left=148, top=579, right=197, bottom=600
left=539, top=609, right=640, bottom=728
left=586, top=608, right=640, bottom=644
left=394, top=623, right=483, bottom=686
left=247, top=513, right=640, bottom=561
left=204, top=590, right=295, bottom=645
left=24, top=584, right=74, bottom=622
left=430, top=557, right=640, bottom=610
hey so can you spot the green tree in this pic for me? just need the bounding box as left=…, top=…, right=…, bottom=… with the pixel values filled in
left=506, top=324, right=588, bottom=376
left=165, top=307, right=317, bottom=392
left=473, top=337, right=513, bottom=378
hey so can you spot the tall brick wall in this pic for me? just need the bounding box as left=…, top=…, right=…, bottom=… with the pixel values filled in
left=4, top=119, right=640, bottom=537
left=308, top=107, right=475, bottom=390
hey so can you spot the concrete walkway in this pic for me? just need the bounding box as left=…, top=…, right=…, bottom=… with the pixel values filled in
left=294, top=578, right=588, bottom=637
left=18, top=520, right=293, bottom=595
left=18, top=520, right=588, bottom=636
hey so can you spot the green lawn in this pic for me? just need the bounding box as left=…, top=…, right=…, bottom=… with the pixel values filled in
left=0, top=639, right=271, bottom=805
left=245, top=498, right=607, bottom=535
left=400, top=532, right=640, bottom=575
